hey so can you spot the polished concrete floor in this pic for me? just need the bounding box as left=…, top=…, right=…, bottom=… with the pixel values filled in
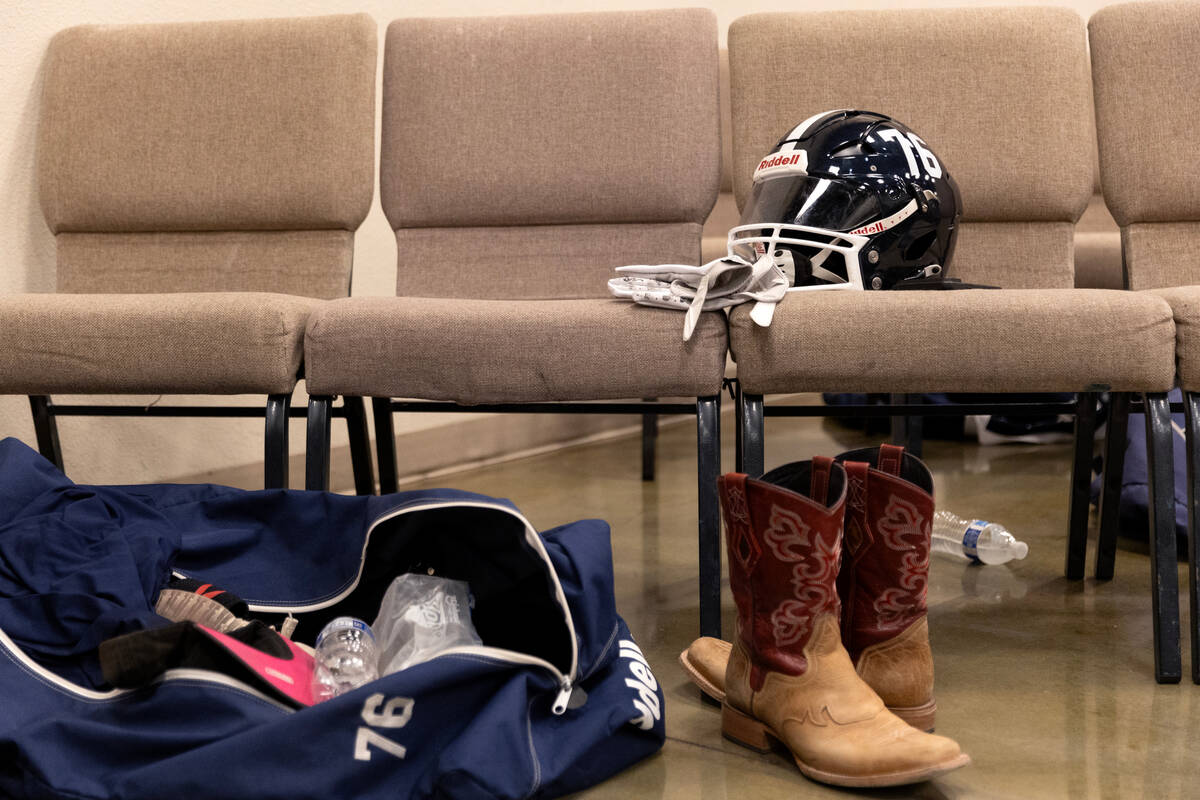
left=404, top=403, right=1200, bottom=800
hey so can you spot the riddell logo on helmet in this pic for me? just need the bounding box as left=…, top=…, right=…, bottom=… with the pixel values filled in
left=849, top=220, right=890, bottom=236
left=757, top=153, right=803, bottom=171
left=754, top=149, right=808, bottom=181
left=847, top=199, right=918, bottom=236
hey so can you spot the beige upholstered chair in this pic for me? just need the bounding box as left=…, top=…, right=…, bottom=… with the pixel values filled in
left=304, top=9, right=727, bottom=636
left=726, top=8, right=1182, bottom=680
left=0, top=15, right=377, bottom=490
left=1091, top=0, right=1200, bottom=684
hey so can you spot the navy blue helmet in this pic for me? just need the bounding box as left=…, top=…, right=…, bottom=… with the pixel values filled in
left=729, top=110, right=961, bottom=291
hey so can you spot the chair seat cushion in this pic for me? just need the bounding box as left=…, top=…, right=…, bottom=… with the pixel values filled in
left=0, top=293, right=316, bottom=395
left=729, top=288, right=1175, bottom=394
left=1146, top=286, right=1200, bottom=391
left=304, top=297, right=728, bottom=403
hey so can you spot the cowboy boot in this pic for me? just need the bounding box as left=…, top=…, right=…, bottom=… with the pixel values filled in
left=835, top=444, right=937, bottom=733
left=680, top=444, right=940, bottom=731
left=718, top=458, right=968, bottom=787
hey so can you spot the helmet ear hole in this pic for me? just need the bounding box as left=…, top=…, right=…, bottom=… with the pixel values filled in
left=904, top=231, right=938, bottom=261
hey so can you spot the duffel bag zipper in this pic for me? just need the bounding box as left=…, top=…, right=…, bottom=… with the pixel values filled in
left=433, top=644, right=574, bottom=715
left=215, top=499, right=581, bottom=715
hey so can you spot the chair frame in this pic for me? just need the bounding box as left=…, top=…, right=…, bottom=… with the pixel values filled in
left=1096, top=393, right=1196, bottom=683
left=307, top=394, right=725, bottom=638
left=1182, top=395, right=1200, bottom=684
left=31, top=393, right=375, bottom=494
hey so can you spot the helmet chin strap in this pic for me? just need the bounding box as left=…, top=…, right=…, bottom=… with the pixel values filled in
left=683, top=252, right=785, bottom=339
left=776, top=248, right=844, bottom=286
left=811, top=263, right=847, bottom=285
left=608, top=252, right=788, bottom=340
left=747, top=253, right=787, bottom=328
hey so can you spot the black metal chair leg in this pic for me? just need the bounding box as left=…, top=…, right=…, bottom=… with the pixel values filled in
left=1096, top=391, right=1131, bottom=580
left=697, top=395, right=722, bottom=639
left=890, top=393, right=924, bottom=458
left=1065, top=391, right=1099, bottom=580
left=372, top=397, right=399, bottom=495
left=28, top=395, right=64, bottom=471
left=1183, top=391, right=1200, bottom=684
left=642, top=402, right=658, bottom=482
left=1144, top=391, right=1182, bottom=683
left=741, top=393, right=765, bottom=479
left=343, top=396, right=376, bottom=496
left=733, top=380, right=744, bottom=474
left=304, top=398, right=333, bottom=491
left=264, top=393, right=291, bottom=489
left=305, top=396, right=333, bottom=491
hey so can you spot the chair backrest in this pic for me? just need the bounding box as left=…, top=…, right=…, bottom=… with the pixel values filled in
left=380, top=10, right=720, bottom=300
left=728, top=7, right=1095, bottom=289
left=718, top=48, right=734, bottom=198
left=1091, top=1, right=1200, bottom=291
left=38, top=14, right=377, bottom=299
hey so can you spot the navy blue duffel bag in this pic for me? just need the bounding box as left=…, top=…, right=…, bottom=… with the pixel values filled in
left=0, top=437, right=663, bottom=799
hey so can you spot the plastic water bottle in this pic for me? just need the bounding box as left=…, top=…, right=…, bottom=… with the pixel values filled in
left=312, top=617, right=379, bottom=702
left=931, top=510, right=1029, bottom=565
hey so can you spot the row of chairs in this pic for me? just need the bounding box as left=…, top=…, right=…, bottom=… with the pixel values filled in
left=0, top=4, right=1195, bottom=682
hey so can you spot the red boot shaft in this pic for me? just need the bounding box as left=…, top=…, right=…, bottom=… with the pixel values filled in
left=836, top=444, right=934, bottom=662
left=719, top=457, right=845, bottom=685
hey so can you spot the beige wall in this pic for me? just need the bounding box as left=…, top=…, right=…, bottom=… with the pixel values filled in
left=1, top=0, right=1117, bottom=485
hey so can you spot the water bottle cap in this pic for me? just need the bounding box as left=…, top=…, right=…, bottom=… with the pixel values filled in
left=316, top=616, right=375, bottom=648
left=1012, top=541, right=1029, bottom=560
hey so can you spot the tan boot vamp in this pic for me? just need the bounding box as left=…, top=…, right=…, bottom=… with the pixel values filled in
left=746, top=615, right=963, bottom=776
left=751, top=614, right=884, bottom=726
left=683, top=636, right=732, bottom=701
left=855, top=617, right=935, bottom=709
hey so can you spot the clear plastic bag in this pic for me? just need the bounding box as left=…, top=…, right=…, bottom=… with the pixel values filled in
left=372, top=574, right=482, bottom=675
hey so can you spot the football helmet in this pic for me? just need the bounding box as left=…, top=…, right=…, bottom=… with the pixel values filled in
left=729, top=110, right=961, bottom=291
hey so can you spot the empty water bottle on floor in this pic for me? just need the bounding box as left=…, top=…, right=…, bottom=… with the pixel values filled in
left=931, top=510, right=1029, bottom=565
left=312, top=616, right=379, bottom=702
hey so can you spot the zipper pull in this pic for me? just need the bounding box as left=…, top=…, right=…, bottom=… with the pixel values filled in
left=551, top=679, right=573, bottom=715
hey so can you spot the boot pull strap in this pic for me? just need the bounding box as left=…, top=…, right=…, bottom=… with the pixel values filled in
left=878, top=443, right=904, bottom=476
left=810, top=456, right=834, bottom=506
left=841, top=460, right=871, bottom=556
